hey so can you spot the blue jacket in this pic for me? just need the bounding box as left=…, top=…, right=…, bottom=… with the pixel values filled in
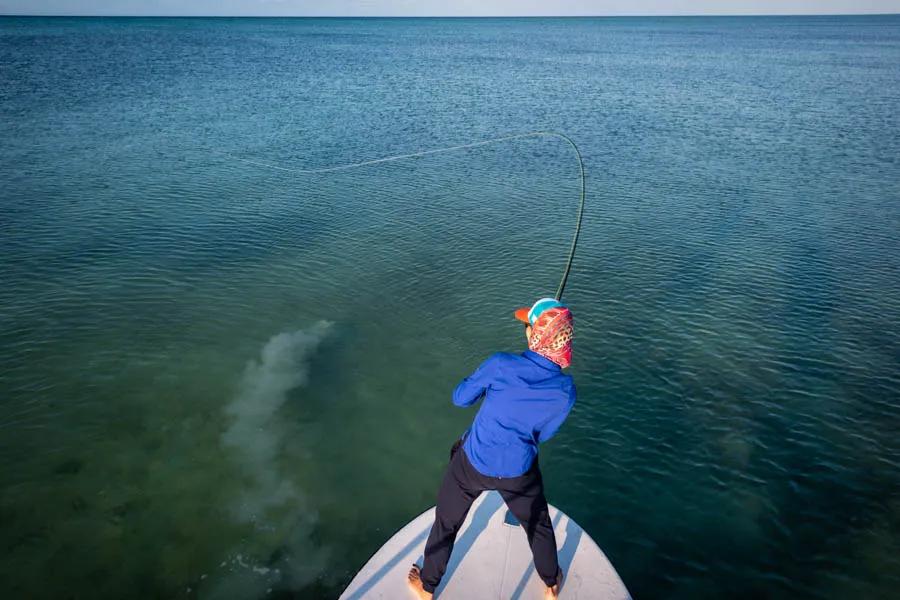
left=455, top=350, right=576, bottom=478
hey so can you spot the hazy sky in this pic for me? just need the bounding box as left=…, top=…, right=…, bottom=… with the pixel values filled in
left=2, top=0, right=900, bottom=16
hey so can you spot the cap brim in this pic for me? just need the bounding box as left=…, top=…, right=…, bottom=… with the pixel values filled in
left=513, top=307, right=530, bottom=323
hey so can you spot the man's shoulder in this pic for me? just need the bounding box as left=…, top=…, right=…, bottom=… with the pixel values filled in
left=485, top=352, right=535, bottom=370
left=488, top=351, right=524, bottom=363
left=546, top=368, right=576, bottom=404
left=479, top=352, right=533, bottom=377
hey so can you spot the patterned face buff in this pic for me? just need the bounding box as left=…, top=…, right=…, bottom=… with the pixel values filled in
left=528, top=306, right=574, bottom=368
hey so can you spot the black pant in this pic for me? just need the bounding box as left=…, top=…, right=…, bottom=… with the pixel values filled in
left=420, top=440, right=559, bottom=593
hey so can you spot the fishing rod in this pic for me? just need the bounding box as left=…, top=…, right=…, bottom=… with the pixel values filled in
left=221, top=130, right=586, bottom=301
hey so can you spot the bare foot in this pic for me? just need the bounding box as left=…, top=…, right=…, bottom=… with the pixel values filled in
left=545, top=568, right=564, bottom=599
left=407, top=564, right=433, bottom=600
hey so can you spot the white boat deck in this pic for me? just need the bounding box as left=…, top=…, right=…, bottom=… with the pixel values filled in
left=339, top=491, right=631, bottom=599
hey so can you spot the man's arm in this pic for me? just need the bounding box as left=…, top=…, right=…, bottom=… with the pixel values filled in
left=452, top=354, right=499, bottom=407
left=537, top=382, right=576, bottom=443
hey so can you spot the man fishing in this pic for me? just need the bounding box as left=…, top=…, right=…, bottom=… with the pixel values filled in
left=407, top=297, right=576, bottom=600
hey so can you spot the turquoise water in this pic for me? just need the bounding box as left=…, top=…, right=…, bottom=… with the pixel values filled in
left=2, top=15, right=899, bottom=599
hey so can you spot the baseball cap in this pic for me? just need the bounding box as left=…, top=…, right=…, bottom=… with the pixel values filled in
left=514, top=297, right=565, bottom=326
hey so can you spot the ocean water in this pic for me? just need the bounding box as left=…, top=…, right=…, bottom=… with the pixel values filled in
left=1, top=15, right=899, bottom=600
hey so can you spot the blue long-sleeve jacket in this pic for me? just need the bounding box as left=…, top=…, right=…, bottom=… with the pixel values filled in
left=455, top=350, right=576, bottom=478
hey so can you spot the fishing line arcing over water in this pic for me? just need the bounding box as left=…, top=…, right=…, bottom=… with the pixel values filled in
left=221, top=130, right=586, bottom=301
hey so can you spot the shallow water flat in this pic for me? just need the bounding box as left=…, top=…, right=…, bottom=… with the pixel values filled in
left=1, top=15, right=899, bottom=600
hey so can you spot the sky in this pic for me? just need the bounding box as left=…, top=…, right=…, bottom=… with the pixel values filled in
left=2, top=0, right=900, bottom=16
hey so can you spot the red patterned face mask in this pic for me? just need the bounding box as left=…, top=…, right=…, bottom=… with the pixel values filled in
left=528, top=306, right=573, bottom=368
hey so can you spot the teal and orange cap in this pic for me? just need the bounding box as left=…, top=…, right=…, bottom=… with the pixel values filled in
left=514, top=297, right=566, bottom=326
left=515, top=297, right=574, bottom=368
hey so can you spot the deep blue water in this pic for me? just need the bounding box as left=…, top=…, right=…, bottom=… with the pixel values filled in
left=1, top=15, right=899, bottom=600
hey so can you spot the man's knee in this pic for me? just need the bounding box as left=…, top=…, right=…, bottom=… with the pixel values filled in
left=506, top=492, right=548, bottom=519
left=434, top=510, right=465, bottom=533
